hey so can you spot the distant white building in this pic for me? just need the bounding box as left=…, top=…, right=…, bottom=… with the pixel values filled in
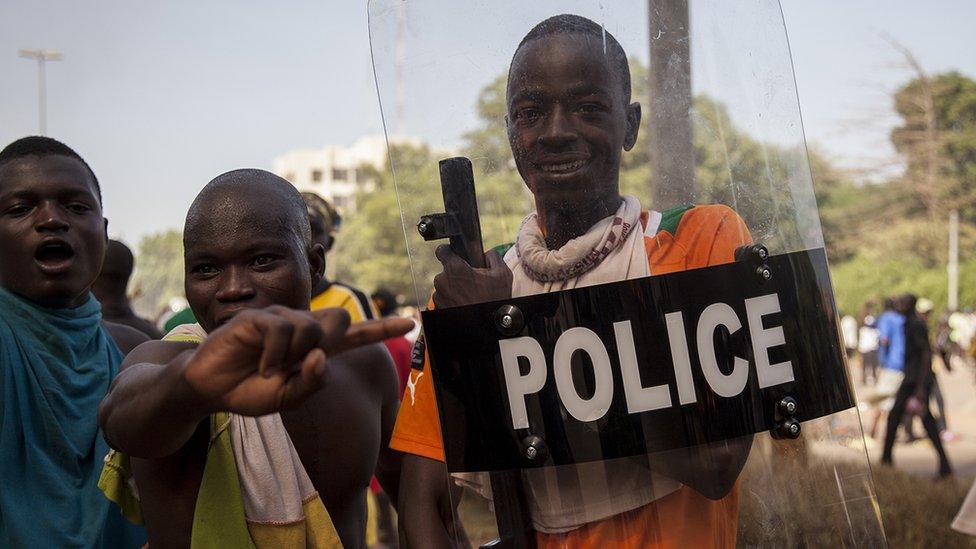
left=272, top=135, right=420, bottom=213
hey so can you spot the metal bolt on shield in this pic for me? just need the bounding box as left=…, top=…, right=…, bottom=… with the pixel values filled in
left=778, top=396, right=798, bottom=416
left=494, top=304, right=524, bottom=336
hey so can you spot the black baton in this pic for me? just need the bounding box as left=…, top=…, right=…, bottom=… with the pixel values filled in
left=418, top=156, right=536, bottom=549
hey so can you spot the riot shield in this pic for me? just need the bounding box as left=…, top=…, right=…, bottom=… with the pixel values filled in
left=370, top=1, right=886, bottom=546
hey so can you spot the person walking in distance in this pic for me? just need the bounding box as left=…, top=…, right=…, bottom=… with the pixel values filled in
left=881, top=294, right=953, bottom=479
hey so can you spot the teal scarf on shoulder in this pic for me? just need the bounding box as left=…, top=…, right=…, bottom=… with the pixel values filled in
left=0, top=287, right=145, bottom=547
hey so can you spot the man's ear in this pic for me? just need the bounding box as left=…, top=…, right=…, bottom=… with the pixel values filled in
left=623, top=102, right=641, bottom=151
left=103, top=218, right=110, bottom=241
left=309, top=243, right=326, bottom=286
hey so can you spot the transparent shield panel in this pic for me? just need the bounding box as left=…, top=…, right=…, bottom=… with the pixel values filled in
left=369, top=0, right=825, bottom=308
left=736, top=409, right=884, bottom=546
left=369, top=0, right=885, bottom=546
left=445, top=420, right=885, bottom=547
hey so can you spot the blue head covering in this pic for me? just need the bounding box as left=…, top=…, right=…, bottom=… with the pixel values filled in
left=0, top=287, right=144, bottom=547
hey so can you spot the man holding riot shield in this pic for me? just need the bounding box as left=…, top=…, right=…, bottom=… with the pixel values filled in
left=392, top=15, right=752, bottom=547
left=372, top=2, right=886, bottom=547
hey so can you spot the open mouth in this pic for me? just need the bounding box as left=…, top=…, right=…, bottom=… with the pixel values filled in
left=34, top=240, right=75, bottom=273
left=537, top=159, right=587, bottom=174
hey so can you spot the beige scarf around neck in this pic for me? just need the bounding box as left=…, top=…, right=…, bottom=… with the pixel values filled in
left=508, top=195, right=652, bottom=295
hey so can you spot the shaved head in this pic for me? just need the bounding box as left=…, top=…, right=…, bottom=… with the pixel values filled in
left=182, top=169, right=325, bottom=332
left=185, top=169, right=311, bottom=249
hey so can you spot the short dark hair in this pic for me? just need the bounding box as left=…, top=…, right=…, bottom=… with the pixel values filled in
left=301, top=192, right=342, bottom=235
left=0, top=136, right=102, bottom=205
left=901, top=294, right=918, bottom=315
left=511, top=14, right=632, bottom=103
left=371, top=287, right=398, bottom=317
left=100, top=239, right=135, bottom=283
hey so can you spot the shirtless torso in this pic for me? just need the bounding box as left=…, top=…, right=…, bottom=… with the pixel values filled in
left=97, top=171, right=409, bottom=549
left=127, top=340, right=399, bottom=549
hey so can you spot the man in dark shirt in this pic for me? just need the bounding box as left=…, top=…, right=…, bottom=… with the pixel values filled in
left=881, top=294, right=953, bottom=478
left=93, top=239, right=163, bottom=339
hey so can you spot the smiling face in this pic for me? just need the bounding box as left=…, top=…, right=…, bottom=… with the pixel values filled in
left=507, top=32, right=640, bottom=215
left=0, top=155, right=107, bottom=308
left=183, top=172, right=324, bottom=333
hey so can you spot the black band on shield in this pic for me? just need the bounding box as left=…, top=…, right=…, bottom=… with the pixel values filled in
left=423, top=247, right=854, bottom=473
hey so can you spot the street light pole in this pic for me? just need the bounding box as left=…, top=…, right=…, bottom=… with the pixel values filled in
left=18, top=49, right=63, bottom=135
left=948, top=209, right=959, bottom=311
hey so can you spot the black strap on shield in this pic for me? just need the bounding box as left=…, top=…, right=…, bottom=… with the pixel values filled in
left=418, top=156, right=536, bottom=549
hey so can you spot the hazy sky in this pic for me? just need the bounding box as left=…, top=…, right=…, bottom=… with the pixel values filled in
left=1, top=0, right=973, bottom=244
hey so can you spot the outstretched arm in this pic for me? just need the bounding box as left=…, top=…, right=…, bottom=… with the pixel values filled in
left=98, top=340, right=210, bottom=458
left=99, top=306, right=413, bottom=458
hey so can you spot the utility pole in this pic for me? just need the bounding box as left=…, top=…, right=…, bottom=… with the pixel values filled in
left=18, top=49, right=63, bottom=135
left=948, top=209, right=959, bottom=311
left=648, top=0, right=695, bottom=209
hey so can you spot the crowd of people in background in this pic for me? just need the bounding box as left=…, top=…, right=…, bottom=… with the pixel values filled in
left=844, top=294, right=976, bottom=535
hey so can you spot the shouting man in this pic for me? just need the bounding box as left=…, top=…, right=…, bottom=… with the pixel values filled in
left=0, top=136, right=146, bottom=547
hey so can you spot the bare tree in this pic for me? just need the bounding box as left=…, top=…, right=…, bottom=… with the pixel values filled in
left=883, top=34, right=944, bottom=219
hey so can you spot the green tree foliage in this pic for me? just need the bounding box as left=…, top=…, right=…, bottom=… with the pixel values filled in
left=456, top=73, right=538, bottom=252
left=832, top=256, right=976, bottom=319
left=130, top=229, right=185, bottom=318
left=336, top=144, right=443, bottom=300
left=807, top=149, right=872, bottom=263
left=691, top=95, right=819, bottom=254
left=461, top=73, right=514, bottom=176
left=823, top=71, right=976, bottom=315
